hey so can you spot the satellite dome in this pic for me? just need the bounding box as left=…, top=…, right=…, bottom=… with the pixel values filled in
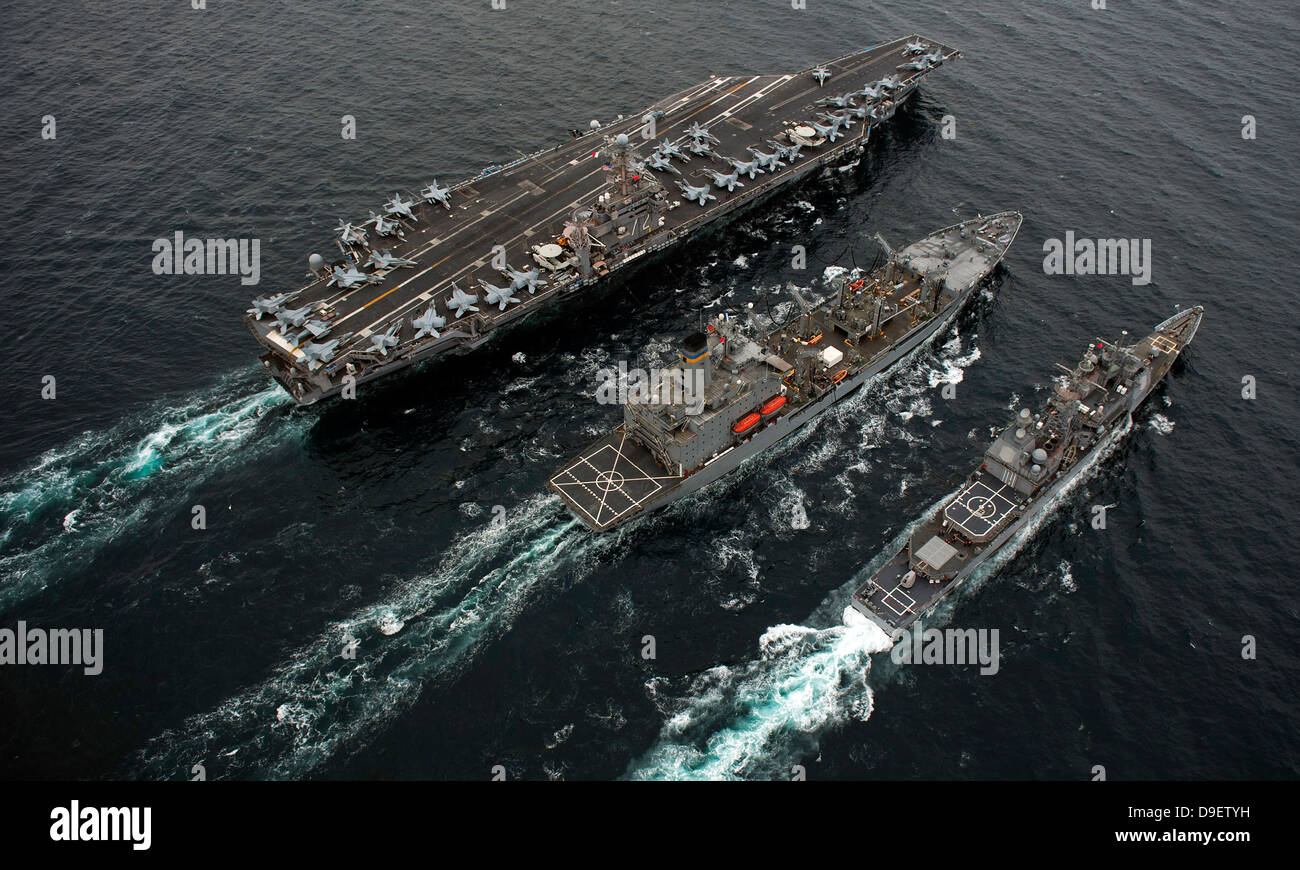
left=1032, top=447, right=1048, bottom=463
left=616, top=133, right=629, bottom=146
left=308, top=253, right=325, bottom=272
left=589, top=119, right=600, bottom=129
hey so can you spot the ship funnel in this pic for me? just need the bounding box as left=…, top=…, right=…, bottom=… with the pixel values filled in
left=680, top=330, right=712, bottom=403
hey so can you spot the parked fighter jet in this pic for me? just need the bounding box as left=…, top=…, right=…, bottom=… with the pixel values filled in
left=479, top=280, right=521, bottom=311
left=678, top=181, right=717, bottom=206
left=446, top=284, right=480, bottom=318
left=811, top=66, right=831, bottom=86
left=809, top=120, right=844, bottom=142
left=706, top=169, right=745, bottom=191
left=728, top=157, right=763, bottom=179
left=368, top=210, right=404, bottom=237
left=411, top=304, right=446, bottom=340
left=246, top=292, right=295, bottom=320
left=877, top=74, right=902, bottom=91
left=336, top=220, right=368, bottom=246
left=820, top=92, right=857, bottom=109
left=653, top=139, right=688, bottom=161
left=368, top=323, right=401, bottom=357
left=507, top=266, right=548, bottom=294
left=904, top=38, right=929, bottom=55
left=383, top=193, right=417, bottom=219
left=771, top=141, right=804, bottom=162
left=328, top=264, right=383, bottom=289
left=857, top=84, right=884, bottom=101
left=420, top=180, right=453, bottom=210
left=300, top=337, right=345, bottom=371
left=368, top=249, right=417, bottom=270
left=686, top=122, right=719, bottom=144
left=747, top=148, right=785, bottom=172
left=645, top=152, right=682, bottom=175
left=819, top=110, right=856, bottom=131
left=274, top=304, right=314, bottom=330
left=686, top=139, right=718, bottom=158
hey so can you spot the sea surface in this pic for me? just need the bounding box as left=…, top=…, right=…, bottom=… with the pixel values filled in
left=1, top=0, right=1296, bottom=780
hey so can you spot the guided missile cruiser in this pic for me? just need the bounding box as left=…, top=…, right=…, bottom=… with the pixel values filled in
left=845, top=306, right=1204, bottom=633
left=548, top=212, right=1023, bottom=531
left=242, top=35, right=960, bottom=404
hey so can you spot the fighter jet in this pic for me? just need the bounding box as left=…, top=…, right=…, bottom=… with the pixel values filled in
left=820, top=92, right=857, bottom=109
left=706, top=169, right=745, bottom=192
left=901, top=57, right=929, bottom=72
left=844, top=104, right=871, bottom=121
left=923, top=50, right=944, bottom=67
left=811, top=66, right=831, bottom=86
left=446, top=284, right=480, bottom=318
left=747, top=148, right=786, bottom=172
left=479, top=280, right=521, bottom=311
left=727, top=157, right=763, bottom=179
left=877, top=74, right=902, bottom=91
left=809, top=120, right=844, bottom=142
left=857, top=84, right=884, bottom=101
left=686, top=122, right=719, bottom=144
left=654, top=139, right=688, bottom=161
left=645, top=152, right=682, bottom=175
left=771, top=141, right=804, bottom=163
left=507, top=266, right=548, bottom=294
left=336, top=220, right=368, bottom=246
left=368, top=210, right=404, bottom=237
left=904, top=38, right=929, bottom=55
left=367, top=323, right=401, bottom=357
left=420, top=180, right=453, bottom=210
left=411, top=304, right=446, bottom=340
left=383, top=193, right=416, bottom=220
left=677, top=181, right=717, bottom=206
left=246, top=292, right=295, bottom=320
left=686, top=139, right=718, bottom=158
left=274, top=304, right=314, bottom=331
left=818, top=110, right=856, bottom=131
left=300, top=337, right=345, bottom=371
left=368, top=249, right=418, bottom=270
left=328, top=264, right=383, bottom=289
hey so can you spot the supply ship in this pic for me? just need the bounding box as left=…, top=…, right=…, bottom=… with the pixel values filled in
left=548, top=211, right=1023, bottom=531
left=242, top=36, right=960, bottom=403
left=845, top=306, right=1204, bottom=633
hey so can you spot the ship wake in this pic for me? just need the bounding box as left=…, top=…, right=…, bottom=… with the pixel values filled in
left=0, top=371, right=297, bottom=612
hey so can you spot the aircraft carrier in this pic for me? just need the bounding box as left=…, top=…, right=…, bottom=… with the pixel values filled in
left=243, top=36, right=960, bottom=404
left=548, top=211, right=1023, bottom=532
left=845, top=306, right=1204, bottom=633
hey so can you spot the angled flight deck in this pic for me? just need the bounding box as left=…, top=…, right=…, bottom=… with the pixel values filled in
left=244, top=36, right=960, bottom=403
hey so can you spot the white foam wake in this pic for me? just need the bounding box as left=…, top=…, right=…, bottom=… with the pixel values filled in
left=0, top=372, right=295, bottom=610
left=131, top=494, right=625, bottom=780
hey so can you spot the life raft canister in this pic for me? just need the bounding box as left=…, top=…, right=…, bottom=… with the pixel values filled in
left=732, top=412, right=761, bottom=434
left=759, top=395, right=786, bottom=416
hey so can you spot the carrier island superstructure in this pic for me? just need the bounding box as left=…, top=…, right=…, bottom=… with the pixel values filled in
left=547, top=211, right=1023, bottom=531
left=845, top=306, right=1204, bottom=633
left=243, top=36, right=960, bottom=404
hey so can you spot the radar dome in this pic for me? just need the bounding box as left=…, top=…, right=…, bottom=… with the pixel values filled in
left=308, top=253, right=325, bottom=272
left=615, top=133, right=629, bottom=146
left=1032, top=447, right=1048, bottom=463
left=589, top=119, right=600, bottom=129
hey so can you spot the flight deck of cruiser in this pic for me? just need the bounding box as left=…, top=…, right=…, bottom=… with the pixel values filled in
left=242, top=35, right=960, bottom=404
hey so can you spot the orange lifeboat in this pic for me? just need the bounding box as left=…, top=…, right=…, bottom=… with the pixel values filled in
left=759, top=395, right=786, bottom=416
left=831, top=369, right=848, bottom=384
left=732, top=412, right=761, bottom=434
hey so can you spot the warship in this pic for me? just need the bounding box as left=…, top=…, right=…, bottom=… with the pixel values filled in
left=548, top=211, right=1024, bottom=531
left=242, top=36, right=960, bottom=404
left=845, top=306, right=1204, bottom=633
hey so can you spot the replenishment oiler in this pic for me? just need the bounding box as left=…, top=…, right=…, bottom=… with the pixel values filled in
left=845, top=306, right=1204, bottom=633
left=548, top=211, right=1023, bottom=531
left=242, top=36, right=960, bottom=403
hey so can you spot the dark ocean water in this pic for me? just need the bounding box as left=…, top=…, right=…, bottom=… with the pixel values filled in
left=1, top=0, right=1297, bottom=780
